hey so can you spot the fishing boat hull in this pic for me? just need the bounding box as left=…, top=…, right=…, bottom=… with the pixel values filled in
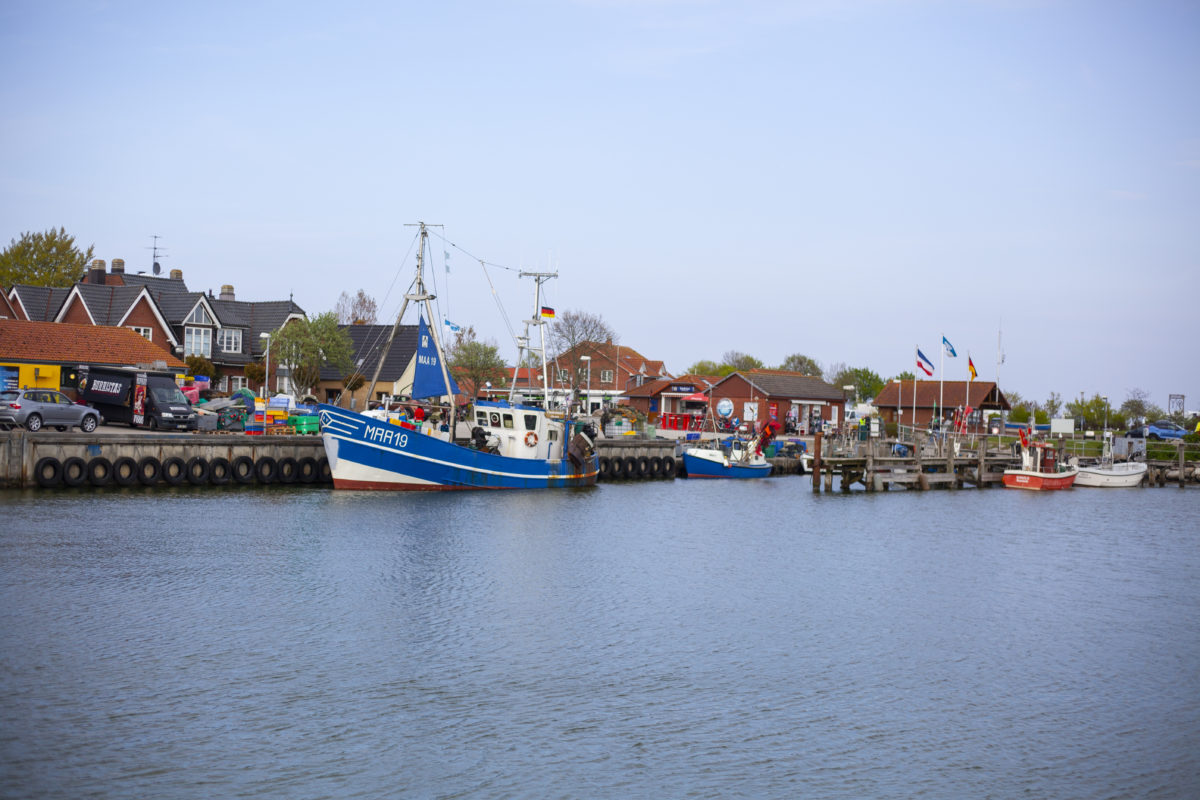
left=1001, top=467, right=1078, bottom=490
left=1074, top=461, right=1147, bottom=488
left=681, top=448, right=772, bottom=479
left=318, top=405, right=598, bottom=490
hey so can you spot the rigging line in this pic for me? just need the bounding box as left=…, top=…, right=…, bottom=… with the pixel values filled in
left=427, top=228, right=521, bottom=273
left=478, top=258, right=520, bottom=353
left=353, top=231, right=421, bottom=382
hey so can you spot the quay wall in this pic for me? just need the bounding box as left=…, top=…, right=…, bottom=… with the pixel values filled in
left=2, top=430, right=328, bottom=490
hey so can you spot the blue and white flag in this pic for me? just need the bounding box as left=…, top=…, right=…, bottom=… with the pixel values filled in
left=942, top=336, right=957, bottom=358
left=444, top=319, right=460, bottom=332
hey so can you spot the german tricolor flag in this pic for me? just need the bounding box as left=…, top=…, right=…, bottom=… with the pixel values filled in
left=540, top=306, right=555, bottom=319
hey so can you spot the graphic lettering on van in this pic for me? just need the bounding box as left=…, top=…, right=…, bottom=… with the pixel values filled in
left=91, top=380, right=124, bottom=395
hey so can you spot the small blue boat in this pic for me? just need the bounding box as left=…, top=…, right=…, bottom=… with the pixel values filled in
left=681, top=434, right=773, bottom=479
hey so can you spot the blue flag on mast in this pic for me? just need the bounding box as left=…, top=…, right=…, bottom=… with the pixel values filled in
left=412, top=316, right=461, bottom=400
left=942, top=336, right=957, bottom=358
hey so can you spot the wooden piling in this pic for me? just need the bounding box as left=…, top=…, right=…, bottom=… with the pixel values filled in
left=812, top=432, right=822, bottom=494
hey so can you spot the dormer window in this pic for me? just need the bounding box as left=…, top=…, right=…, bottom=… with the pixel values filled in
left=185, top=306, right=213, bottom=325
left=217, top=328, right=242, bottom=353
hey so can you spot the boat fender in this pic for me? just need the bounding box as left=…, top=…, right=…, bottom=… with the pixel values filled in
left=525, top=431, right=538, bottom=447
left=662, top=456, right=677, bottom=478
left=255, top=456, right=278, bottom=484
left=622, top=456, right=638, bottom=480
left=231, top=456, right=255, bottom=484
left=113, top=456, right=139, bottom=487
left=185, top=457, right=210, bottom=485
left=136, top=456, right=162, bottom=486
left=649, top=456, right=663, bottom=478
left=62, top=457, right=88, bottom=488
left=161, top=456, right=187, bottom=486
left=34, top=456, right=62, bottom=488
left=609, top=456, right=625, bottom=480
left=87, top=457, right=114, bottom=487
left=317, top=456, right=332, bottom=483
left=297, top=456, right=318, bottom=483
left=277, top=457, right=299, bottom=484
left=598, top=456, right=611, bottom=479
left=209, top=457, right=232, bottom=485
left=636, top=456, right=650, bottom=478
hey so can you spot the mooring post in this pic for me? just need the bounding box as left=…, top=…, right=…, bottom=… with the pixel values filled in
left=812, top=432, right=822, bottom=494
left=915, top=432, right=928, bottom=490
left=1179, top=441, right=1187, bottom=489
left=865, top=441, right=875, bottom=492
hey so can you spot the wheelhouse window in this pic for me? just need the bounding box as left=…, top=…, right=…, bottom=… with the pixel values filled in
left=184, top=326, right=211, bottom=357
left=502, top=414, right=514, bottom=429
left=523, top=414, right=538, bottom=430
left=217, top=328, right=242, bottom=353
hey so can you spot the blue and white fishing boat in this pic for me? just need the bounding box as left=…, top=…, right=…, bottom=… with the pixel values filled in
left=681, top=438, right=772, bottom=479
left=318, top=223, right=598, bottom=491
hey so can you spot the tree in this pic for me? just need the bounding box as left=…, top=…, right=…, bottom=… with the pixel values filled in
left=1043, top=391, right=1063, bottom=420
left=244, top=361, right=265, bottom=388
left=334, top=289, right=379, bottom=325
left=447, top=326, right=507, bottom=400
left=268, top=312, right=354, bottom=398
left=0, top=227, right=95, bottom=288
left=1119, top=388, right=1155, bottom=426
left=722, top=351, right=763, bottom=372
left=778, top=353, right=822, bottom=375
left=184, top=355, right=219, bottom=382
left=684, top=359, right=724, bottom=377
left=891, top=370, right=915, bottom=382
left=823, top=361, right=848, bottom=385
left=830, top=367, right=885, bottom=404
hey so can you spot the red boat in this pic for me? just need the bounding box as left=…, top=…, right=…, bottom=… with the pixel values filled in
left=1003, top=434, right=1077, bottom=491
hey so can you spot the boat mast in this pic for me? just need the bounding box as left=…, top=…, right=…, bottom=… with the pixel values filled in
left=518, top=270, right=556, bottom=409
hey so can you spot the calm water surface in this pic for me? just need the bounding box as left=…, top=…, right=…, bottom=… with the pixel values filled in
left=2, top=480, right=1198, bottom=798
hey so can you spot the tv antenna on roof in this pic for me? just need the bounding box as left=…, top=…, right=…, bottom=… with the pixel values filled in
left=146, top=234, right=168, bottom=275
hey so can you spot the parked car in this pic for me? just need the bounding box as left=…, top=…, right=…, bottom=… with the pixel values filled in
left=1144, top=420, right=1188, bottom=440
left=0, top=389, right=103, bottom=432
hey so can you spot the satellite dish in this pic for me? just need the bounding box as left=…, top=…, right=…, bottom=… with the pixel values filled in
left=152, top=262, right=161, bottom=275
left=717, top=398, right=734, bottom=418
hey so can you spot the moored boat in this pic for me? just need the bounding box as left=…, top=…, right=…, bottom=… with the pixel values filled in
left=318, top=223, right=598, bottom=491
left=681, top=422, right=778, bottom=479
left=1002, top=431, right=1077, bottom=490
left=1073, top=434, right=1147, bottom=488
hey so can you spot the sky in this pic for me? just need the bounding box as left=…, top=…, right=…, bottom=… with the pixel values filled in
left=2, top=0, right=1197, bottom=413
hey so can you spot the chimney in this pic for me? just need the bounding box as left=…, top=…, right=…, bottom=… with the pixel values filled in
left=111, top=258, right=125, bottom=274
left=219, top=284, right=235, bottom=301
left=87, top=259, right=106, bottom=285
left=170, top=269, right=183, bottom=280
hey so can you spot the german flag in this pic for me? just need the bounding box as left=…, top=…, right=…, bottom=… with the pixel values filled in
left=540, top=306, right=555, bottom=319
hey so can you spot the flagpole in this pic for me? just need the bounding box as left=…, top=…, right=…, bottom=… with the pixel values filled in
left=966, top=351, right=971, bottom=433
left=912, top=345, right=918, bottom=429
left=938, top=334, right=945, bottom=429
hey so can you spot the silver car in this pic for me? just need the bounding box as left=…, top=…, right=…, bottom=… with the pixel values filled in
left=0, top=389, right=103, bottom=432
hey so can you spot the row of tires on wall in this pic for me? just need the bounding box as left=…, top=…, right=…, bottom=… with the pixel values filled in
left=32, top=454, right=332, bottom=489
left=597, top=454, right=677, bottom=481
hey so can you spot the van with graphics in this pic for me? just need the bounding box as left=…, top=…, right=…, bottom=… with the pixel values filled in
left=76, top=366, right=197, bottom=430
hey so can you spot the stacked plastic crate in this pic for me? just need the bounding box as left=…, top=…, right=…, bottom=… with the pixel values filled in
left=244, top=398, right=266, bottom=435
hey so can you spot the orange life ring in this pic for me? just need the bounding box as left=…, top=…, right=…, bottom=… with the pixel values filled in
left=525, top=431, right=538, bottom=447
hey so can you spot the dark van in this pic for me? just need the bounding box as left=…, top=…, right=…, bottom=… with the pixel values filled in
left=77, top=366, right=197, bottom=430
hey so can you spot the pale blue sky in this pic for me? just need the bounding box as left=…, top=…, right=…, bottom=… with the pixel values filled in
left=3, top=1, right=1197, bottom=412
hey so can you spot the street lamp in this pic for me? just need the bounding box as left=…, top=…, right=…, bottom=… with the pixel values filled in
left=580, top=356, right=591, bottom=414
left=1102, top=395, right=1109, bottom=435
left=260, top=332, right=271, bottom=398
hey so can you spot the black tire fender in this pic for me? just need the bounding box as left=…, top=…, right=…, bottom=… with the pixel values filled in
left=34, top=456, right=62, bottom=488
left=297, top=456, right=317, bottom=483
left=113, top=456, right=138, bottom=487
left=137, top=456, right=161, bottom=486
left=87, top=457, right=114, bottom=487
left=277, top=456, right=299, bottom=484
left=255, top=456, right=278, bottom=484
left=210, top=457, right=233, bottom=486
left=186, top=456, right=210, bottom=485
left=598, top=456, right=611, bottom=479
left=161, top=456, right=187, bottom=486
left=661, top=456, right=677, bottom=478
left=62, top=456, right=88, bottom=487
left=231, top=456, right=255, bottom=484
left=622, top=456, right=638, bottom=480
left=649, top=456, right=663, bottom=478
left=635, top=456, right=650, bottom=479
left=608, top=456, right=625, bottom=480
left=317, top=457, right=332, bottom=483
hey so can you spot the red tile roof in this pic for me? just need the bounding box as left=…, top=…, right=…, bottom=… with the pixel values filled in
left=0, top=318, right=187, bottom=369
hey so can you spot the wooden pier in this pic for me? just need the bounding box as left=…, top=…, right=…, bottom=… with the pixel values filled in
left=809, top=431, right=1198, bottom=492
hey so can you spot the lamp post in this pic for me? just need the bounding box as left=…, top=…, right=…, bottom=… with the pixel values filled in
left=260, top=332, right=271, bottom=398
left=1102, top=395, right=1109, bottom=436
left=580, top=356, right=591, bottom=415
